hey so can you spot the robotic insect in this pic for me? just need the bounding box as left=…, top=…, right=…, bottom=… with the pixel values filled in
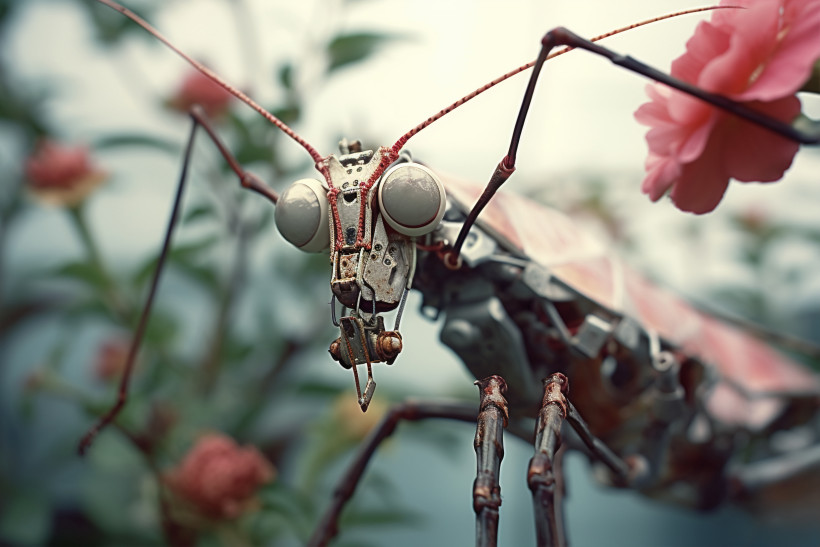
left=79, top=2, right=820, bottom=546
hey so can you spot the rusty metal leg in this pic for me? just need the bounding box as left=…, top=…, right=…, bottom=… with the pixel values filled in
left=528, top=374, right=642, bottom=547
left=528, top=373, right=569, bottom=547
left=473, top=376, right=509, bottom=547
left=565, top=401, right=634, bottom=486
left=308, top=400, right=479, bottom=547
left=552, top=444, right=568, bottom=544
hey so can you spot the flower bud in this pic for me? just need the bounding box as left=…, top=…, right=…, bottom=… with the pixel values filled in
left=168, top=69, right=233, bottom=118
left=165, top=433, right=275, bottom=519
left=24, top=140, right=107, bottom=207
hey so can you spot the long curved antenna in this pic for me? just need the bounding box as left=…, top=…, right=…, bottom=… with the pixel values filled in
left=448, top=24, right=820, bottom=262
left=390, top=6, right=730, bottom=155
left=94, top=0, right=331, bottom=183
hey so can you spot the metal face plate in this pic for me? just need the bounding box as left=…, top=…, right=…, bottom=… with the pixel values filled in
left=325, top=148, right=416, bottom=314
left=361, top=215, right=413, bottom=308
left=324, top=149, right=382, bottom=252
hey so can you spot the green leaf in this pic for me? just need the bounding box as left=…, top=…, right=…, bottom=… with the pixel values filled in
left=255, top=484, right=314, bottom=539
left=51, top=260, right=108, bottom=289
left=0, top=71, right=50, bottom=135
left=183, top=203, right=218, bottom=225
left=227, top=114, right=279, bottom=166
left=173, top=262, right=221, bottom=293
left=169, top=238, right=222, bottom=288
left=84, top=0, right=159, bottom=45
left=235, top=139, right=277, bottom=166
left=278, top=63, right=294, bottom=90
left=65, top=295, right=119, bottom=323
left=271, top=105, right=301, bottom=126
left=0, top=1, right=13, bottom=25
left=142, top=308, right=179, bottom=347
left=259, top=483, right=312, bottom=519
left=131, top=253, right=160, bottom=289
left=326, top=32, right=404, bottom=73
left=92, top=133, right=181, bottom=154
left=132, top=236, right=221, bottom=289
left=223, top=337, right=255, bottom=363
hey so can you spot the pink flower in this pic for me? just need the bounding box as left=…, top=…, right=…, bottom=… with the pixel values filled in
left=635, top=0, right=820, bottom=214
left=165, top=433, right=275, bottom=519
left=168, top=69, right=233, bottom=118
left=24, top=140, right=107, bottom=207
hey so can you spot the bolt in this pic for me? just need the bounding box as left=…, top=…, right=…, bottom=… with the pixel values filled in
left=329, top=339, right=351, bottom=369
left=376, top=331, right=402, bottom=361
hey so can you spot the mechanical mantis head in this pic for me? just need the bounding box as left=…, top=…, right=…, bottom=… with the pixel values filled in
left=273, top=140, right=447, bottom=410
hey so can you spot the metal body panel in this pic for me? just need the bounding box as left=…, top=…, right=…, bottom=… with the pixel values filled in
left=408, top=171, right=820, bottom=512
left=438, top=173, right=820, bottom=432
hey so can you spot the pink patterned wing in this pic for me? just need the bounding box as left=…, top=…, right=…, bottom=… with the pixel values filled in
left=442, top=175, right=820, bottom=428
left=443, top=175, right=616, bottom=304
left=623, top=270, right=820, bottom=428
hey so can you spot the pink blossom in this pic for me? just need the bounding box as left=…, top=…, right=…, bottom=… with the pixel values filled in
left=635, top=0, right=820, bottom=213
left=24, top=140, right=107, bottom=207
left=168, top=69, right=233, bottom=118
left=165, top=433, right=275, bottom=519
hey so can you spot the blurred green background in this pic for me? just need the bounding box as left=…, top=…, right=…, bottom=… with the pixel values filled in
left=2, top=0, right=820, bottom=546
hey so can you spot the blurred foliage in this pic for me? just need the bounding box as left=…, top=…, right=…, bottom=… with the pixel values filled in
left=0, top=1, right=416, bottom=546
left=326, top=32, right=408, bottom=73
left=82, top=0, right=162, bottom=45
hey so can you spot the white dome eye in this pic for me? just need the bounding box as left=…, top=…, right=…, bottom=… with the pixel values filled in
left=274, top=178, right=330, bottom=253
left=377, top=163, right=446, bottom=237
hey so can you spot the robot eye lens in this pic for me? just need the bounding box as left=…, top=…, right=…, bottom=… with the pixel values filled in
left=378, top=163, right=446, bottom=237
left=274, top=178, right=330, bottom=253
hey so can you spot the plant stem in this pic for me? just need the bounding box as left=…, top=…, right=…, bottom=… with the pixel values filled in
left=67, top=203, right=130, bottom=320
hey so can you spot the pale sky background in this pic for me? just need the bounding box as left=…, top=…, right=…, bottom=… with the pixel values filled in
left=5, top=1, right=820, bottom=545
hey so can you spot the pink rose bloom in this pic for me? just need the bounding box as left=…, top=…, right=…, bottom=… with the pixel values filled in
left=635, top=0, right=820, bottom=213
left=165, top=433, right=275, bottom=519
left=24, top=140, right=107, bottom=207
left=168, top=69, right=233, bottom=118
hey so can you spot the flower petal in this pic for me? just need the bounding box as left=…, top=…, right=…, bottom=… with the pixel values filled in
left=668, top=137, right=730, bottom=214
left=722, top=97, right=801, bottom=182
left=743, top=1, right=820, bottom=100
left=641, top=154, right=681, bottom=201
left=634, top=0, right=818, bottom=214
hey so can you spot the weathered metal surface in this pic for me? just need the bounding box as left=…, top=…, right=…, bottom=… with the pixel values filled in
left=473, top=376, right=509, bottom=547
